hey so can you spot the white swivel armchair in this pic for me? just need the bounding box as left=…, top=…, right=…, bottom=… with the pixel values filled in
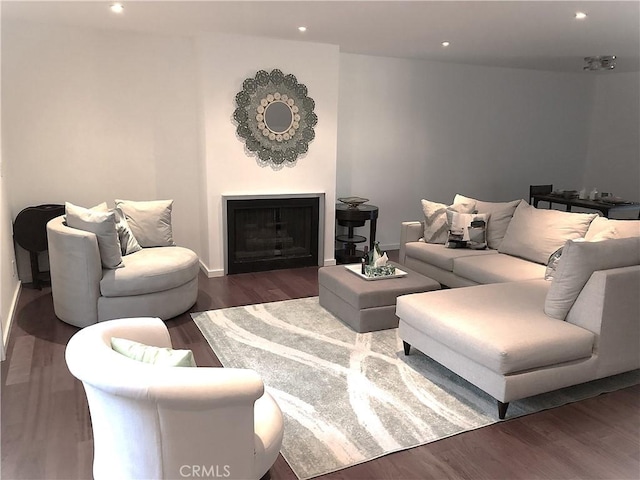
left=65, top=317, right=284, bottom=480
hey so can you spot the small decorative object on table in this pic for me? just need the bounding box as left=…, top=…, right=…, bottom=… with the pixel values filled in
left=362, top=242, right=395, bottom=277
left=338, top=196, right=369, bottom=209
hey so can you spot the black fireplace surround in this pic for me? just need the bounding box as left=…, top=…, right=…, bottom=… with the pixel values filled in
left=226, top=197, right=319, bottom=274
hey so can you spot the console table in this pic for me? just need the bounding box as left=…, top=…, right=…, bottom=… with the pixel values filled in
left=531, top=194, right=640, bottom=219
left=335, top=204, right=378, bottom=264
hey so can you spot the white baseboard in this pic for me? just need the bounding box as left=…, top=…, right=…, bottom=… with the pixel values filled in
left=323, top=258, right=337, bottom=266
left=199, top=260, right=224, bottom=278
left=2, top=281, right=22, bottom=361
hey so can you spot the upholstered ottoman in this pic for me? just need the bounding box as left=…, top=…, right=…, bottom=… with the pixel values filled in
left=319, top=262, right=440, bottom=332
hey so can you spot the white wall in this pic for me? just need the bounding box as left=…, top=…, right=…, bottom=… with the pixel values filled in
left=583, top=71, right=640, bottom=206
left=2, top=21, right=202, bottom=279
left=337, top=54, right=596, bottom=249
left=1, top=14, right=22, bottom=356
left=196, top=33, right=339, bottom=274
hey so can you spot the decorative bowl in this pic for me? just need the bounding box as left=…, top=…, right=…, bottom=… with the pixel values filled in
left=338, top=196, right=369, bottom=209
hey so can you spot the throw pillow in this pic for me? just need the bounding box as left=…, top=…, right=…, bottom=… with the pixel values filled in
left=446, top=211, right=489, bottom=240
left=111, top=337, right=197, bottom=367
left=115, top=199, right=175, bottom=248
left=544, top=227, right=618, bottom=281
left=544, top=237, right=640, bottom=320
left=585, top=216, right=639, bottom=241
left=421, top=198, right=475, bottom=244
left=498, top=202, right=597, bottom=264
left=454, top=194, right=522, bottom=249
left=65, top=202, right=123, bottom=269
left=114, top=207, right=142, bottom=255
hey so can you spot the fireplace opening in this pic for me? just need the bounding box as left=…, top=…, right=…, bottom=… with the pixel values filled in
left=226, top=197, right=319, bottom=274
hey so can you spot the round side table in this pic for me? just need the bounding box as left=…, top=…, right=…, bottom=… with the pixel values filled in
left=335, top=203, right=378, bottom=264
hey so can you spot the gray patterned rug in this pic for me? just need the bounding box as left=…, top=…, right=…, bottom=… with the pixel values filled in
left=192, top=297, right=639, bottom=480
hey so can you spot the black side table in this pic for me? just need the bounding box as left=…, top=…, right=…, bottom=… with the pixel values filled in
left=13, top=204, right=65, bottom=289
left=335, top=203, right=379, bottom=264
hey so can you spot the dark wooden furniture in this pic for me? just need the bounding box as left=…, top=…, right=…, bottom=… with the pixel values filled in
left=531, top=193, right=640, bottom=218
left=335, top=203, right=378, bottom=264
left=529, top=184, right=553, bottom=207
left=12, top=204, right=65, bottom=289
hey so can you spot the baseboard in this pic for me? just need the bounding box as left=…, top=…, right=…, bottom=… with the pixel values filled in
left=324, top=258, right=337, bottom=266
left=2, top=281, right=22, bottom=361
left=199, top=260, right=224, bottom=278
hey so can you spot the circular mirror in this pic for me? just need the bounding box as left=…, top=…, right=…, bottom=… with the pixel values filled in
left=264, top=101, right=293, bottom=134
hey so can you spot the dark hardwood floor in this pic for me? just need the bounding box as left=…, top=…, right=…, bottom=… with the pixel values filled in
left=2, top=260, right=639, bottom=480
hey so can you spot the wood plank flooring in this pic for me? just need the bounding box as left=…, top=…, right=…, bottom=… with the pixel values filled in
left=2, top=263, right=639, bottom=479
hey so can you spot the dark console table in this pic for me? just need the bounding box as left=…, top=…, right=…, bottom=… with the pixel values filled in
left=531, top=194, right=640, bottom=219
left=335, top=203, right=378, bottom=264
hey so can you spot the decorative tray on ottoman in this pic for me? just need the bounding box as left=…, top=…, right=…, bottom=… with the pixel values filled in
left=344, top=264, right=408, bottom=281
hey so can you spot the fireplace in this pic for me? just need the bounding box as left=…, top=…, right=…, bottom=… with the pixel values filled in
left=225, top=196, right=320, bottom=274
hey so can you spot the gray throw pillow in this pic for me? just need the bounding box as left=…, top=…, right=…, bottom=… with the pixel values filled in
left=65, top=202, right=123, bottom=269
left=115, top=199, right=175, bottom=247
left=114, top=207, right=142, bottom=255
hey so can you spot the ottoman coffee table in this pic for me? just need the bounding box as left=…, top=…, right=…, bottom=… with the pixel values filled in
left=318, top=262, right=440, bottom=333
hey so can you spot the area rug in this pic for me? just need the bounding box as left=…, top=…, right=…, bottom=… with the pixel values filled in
left=191, top=297, right=639, bottom=480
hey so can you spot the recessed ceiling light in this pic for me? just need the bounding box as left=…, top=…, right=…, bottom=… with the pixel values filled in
left=575, top=12, right=587, bottom=20
left=110, top=3, right=124, bottom=14
left=441, top=41, right=450, bottom=47
left=298, top=26, right=307, bottom=33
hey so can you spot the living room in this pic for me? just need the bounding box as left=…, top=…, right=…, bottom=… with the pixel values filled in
left=1, top=1, right=639, bottom=479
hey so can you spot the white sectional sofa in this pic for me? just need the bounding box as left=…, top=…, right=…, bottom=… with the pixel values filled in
left=396, top=194, right=640, bottom=418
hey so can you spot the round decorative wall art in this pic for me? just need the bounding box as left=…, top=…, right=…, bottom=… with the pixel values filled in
left=233, top=69, right=318, bottom=167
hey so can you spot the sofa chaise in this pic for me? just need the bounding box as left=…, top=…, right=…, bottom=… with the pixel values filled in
left=396, top=194, right=640, bottom=418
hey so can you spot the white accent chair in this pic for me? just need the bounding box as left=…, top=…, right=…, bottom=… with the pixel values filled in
left=65, top=317, right=284, bottom=480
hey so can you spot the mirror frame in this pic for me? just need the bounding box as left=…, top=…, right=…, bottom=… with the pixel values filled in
left=233, top=69, right=317, bottom=167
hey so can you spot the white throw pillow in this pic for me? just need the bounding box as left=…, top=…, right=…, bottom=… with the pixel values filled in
left=446, top=211, right=489, bottom=242
left=421, top=198, right=475, bottom=244
left=111, top=337, right=196, bottom=367
left=115, top=199, right=175, bottom=247
left=585, top=216, right=640, bottom=241
left=544, top=226, right=618, bottom=280
left=65, top=202, right=123, bottom=269
left=544, top=237, right=640, bottom=320
left=454, top=194, right=522, bottom=249
left=498, top=202, right=597, bottom=264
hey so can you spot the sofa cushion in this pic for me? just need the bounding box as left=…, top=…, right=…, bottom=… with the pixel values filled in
left=544, top=237, right=640, bottom=320
left=405, top=242, right=498, bottom=272
left=397, top=280, right=595, bottom=374
left=453, top=253, right=547, bottom=283
left=100, top=246, right=199, bottom=297
left=421, top=198, right=475, bottom=244
left=454, top=194, right=522, bottom=249
left=585, top=217, right=640, bottom=240
left=115, top=199, right=176, bottom=248
left=498, top=202, right=597, bottom=264
left=65, top=201, right=123, bottom=269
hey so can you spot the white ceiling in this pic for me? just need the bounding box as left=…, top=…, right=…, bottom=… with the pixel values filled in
left=3, top=0, right=639, bottom=73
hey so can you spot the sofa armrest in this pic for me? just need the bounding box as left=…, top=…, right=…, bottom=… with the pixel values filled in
left=566, top=265, right=640, bottom=377
left=47, top=215, right=102, bottom=327
left=399, top=221, right=423, bottom=264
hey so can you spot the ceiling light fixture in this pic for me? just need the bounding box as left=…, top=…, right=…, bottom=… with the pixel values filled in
left=110, top=3, right=124, bottom=14
left=575, top=12, right=587, bottom=20
left=583, top=55, right=617, bottom=71
left=298, top=26, right=307, bottom=33
left=441, top=41, right=450, bottom=47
